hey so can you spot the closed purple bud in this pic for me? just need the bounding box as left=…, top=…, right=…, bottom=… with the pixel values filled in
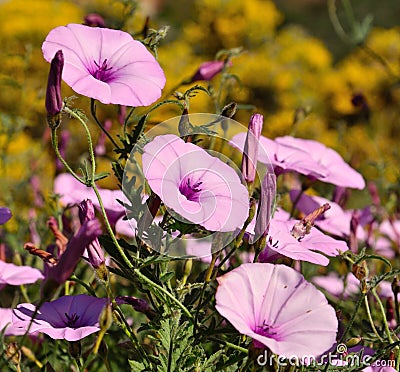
left=45, top=50, right=64, bottom=127
left=241, top=113, right=263, bottom=183
left=78, top=199, right=105, bottom=269
left=84, top=13, right=106, bottom=28
left=191, top=60, right=227, bottom=82
left=116, top=296, right=155, bottom=319
left=254, top=172, right=276, bottom=238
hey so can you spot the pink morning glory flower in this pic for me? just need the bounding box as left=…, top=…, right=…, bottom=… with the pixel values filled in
left=215, top=263, right=338, bottom=358
left=0, top=308, right=26, bottom=336
left=42, top=24, right=166, bottom=106
left=12, top=294, right=107, bottom=341
left=0, top=260, right=44, bottom=290
left=0, top=207, right=12, bottom=225
left=261, top=217, right=349, bottom=266
left=54, top=173, right=125, bottom=225
left=142, top=134, right=249, bottom=232
left=276, top=136, right=365, bottom=189
left=230, top=133, right=327, bottom=178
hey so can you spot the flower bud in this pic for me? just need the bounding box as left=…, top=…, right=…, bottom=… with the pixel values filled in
left=45, top=50, right=64, bottom=128
left=78, top=199, right=105, bottom=269
left=241, top=113, right=263, bottom=183
left=6, top=342, right=21, bottom=366
left=83, top=13, right=106, bottom=27
left=190, top=60, right=228, bottom=82
left=254, top=172, right=276, bottom=238
left=99, top=301, right=113, bottom=331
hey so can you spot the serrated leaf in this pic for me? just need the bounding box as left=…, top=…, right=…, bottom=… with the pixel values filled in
left=201, top=350, right=224, bottom=371
left=93, top=172, right=110, bottom=181
left=160, top=271, right=175, bottom=283
left=129, top=360, right=147, bottom=371
left=112, top=161, right=124, bottom=184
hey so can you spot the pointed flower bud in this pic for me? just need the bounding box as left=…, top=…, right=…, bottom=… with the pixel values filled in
left=83, top=13, right=106, bottom=28
left=241, top=113, right=263, bottom=183
left=254, top=172, right=276, bottom=238
left=78, top=199, right=105, bottom=269
left=191, top=60, right=227, bottom=82
left=45, top=50, right=64, bottom=128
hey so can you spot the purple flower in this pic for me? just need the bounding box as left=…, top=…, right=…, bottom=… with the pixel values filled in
left=241, top=113, right=263, bottom=183
left=0, top=207, right=12, bottom=225
left=191, top=60, right=227, bottom=81
left=260, top=217, right=349, bottom=266
left=45, top=50, right=64, bottom=118
left=276, top=136, right=365, bottom=189
left=77, top=199, right=105, bottom=269
left=230, top=133, right=327, bottom=178
left=215, top=263, right=338, bottom=357
left=0, top=260, right=44, bottom=289
left=43, top=219, right=102, bottom=296
left=54, top=173, right=125, bottom=225
left=42, top=24, right=166, bottom=106
left=142, top=134, right=249, bottom=232
left=0, top=308, right=26, bottom=336
left=12, top=295, right=107, bottom=341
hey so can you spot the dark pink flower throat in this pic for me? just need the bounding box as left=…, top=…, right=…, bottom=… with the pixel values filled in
left=92, top=59, right=113, bottom=82
left=179, top=177, right=203, bottom=202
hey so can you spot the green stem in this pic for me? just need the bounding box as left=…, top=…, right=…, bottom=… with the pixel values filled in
left=327, top=0, right=351, bottom=43
left=208, top=336, right=248, bottom=354
left=338, top=291, right=365, bottom=344
left=90, top=99, right=121, bottom=150
left=19, top=284, right=30, bottom=303
left=133, top=268, right=193, bottom=320
left=64, top=106, right=135, bottom=271
left=371, top=287, right=393, bottom=343
left=364, top=294, right=383, bottom=342
left=69, top=275, right=97, bottom=296
left=51, top=129, right=84, bottom=184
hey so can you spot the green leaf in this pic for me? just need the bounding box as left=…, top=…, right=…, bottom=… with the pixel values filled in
left=129, top=360, right=147, bottom=371
left=93, top=172, right=110, bottom=181
left=160, top=271, right=175, bottom=283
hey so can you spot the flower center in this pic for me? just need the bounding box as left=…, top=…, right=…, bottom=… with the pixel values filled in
left=64, top=312, right=80, bottom=328
left=92, top=59, right=113, bottom=82
left=179, top=177, right=203, bottom=202
left=257, top=323, right=278, bottom=339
